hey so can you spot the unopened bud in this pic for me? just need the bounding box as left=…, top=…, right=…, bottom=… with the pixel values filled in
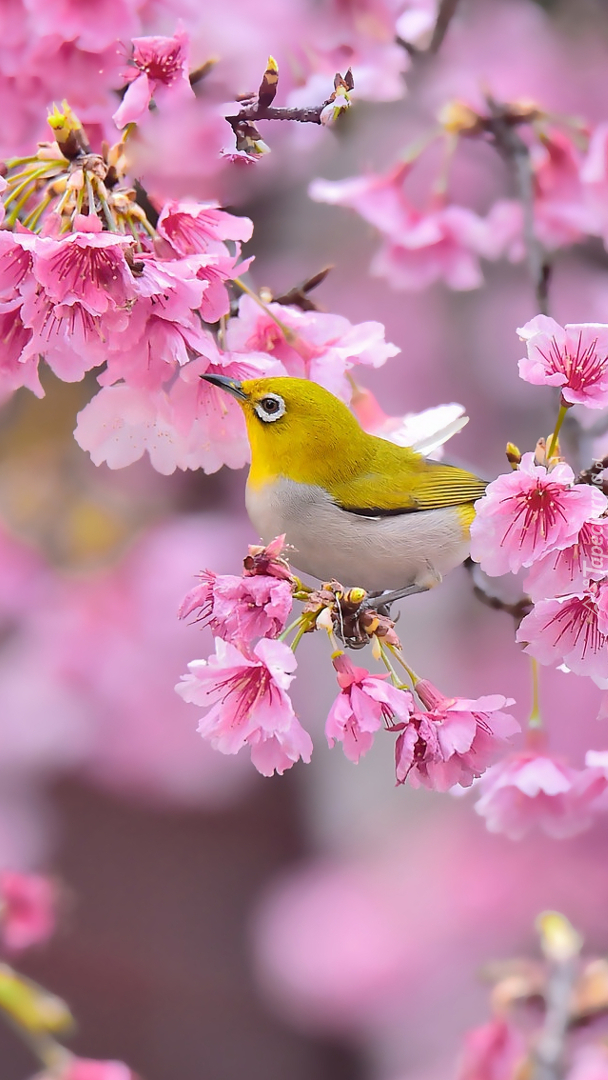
left=537, top=911, right=582, bottom=962
left=506, top=442, right=521, bottom=468
left=438, top=100, right=480, bottom=134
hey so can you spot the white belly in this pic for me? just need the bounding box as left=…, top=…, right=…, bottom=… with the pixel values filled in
left=246, top=478, right=471, bottom=592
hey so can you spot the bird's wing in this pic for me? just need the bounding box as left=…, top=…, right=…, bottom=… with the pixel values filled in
left=332, top=444, right=487, bottom=515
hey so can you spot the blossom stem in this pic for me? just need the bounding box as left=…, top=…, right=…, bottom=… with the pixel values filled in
left=290, top=623, right=309, bottom=652
left=279, top=615, right=306, bottom=642
left=378, top=641, right=409, bottom=689
left=233, top=277, right=297, bottom=344
left=546, top=402, right=569, bottom=461
left=528, top=657, right=543, bottom=730
left=21, top=192, right=52, bottom=231
left=386, top=644, right=420, bottom=686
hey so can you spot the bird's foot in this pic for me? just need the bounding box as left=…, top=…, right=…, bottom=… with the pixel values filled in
left=357, top=583, right=429, bottom=616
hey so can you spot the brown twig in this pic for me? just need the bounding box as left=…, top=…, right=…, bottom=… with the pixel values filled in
left=429, top=0, right=461, bottom=53
left=465, top=558, right=533, bottom=625
left=484, top=98, right=551, bottom=315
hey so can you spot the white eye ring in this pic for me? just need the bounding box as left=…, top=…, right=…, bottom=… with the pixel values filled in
left=254, top=393, right=286, bottom=423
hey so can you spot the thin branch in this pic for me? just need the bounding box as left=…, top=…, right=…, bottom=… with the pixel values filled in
left=532, top=957, right=578, bottom=1080
left=485, top=101, right=551, bottom=315
left=226, top=102, right=333, bottom=128
left=429, top=0, right=460, bottom=53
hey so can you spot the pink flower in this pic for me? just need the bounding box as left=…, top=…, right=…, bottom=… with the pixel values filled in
left=0, top=871, right=56, bottom=953
left=326, top=654, right=414, bottom=763
left=33, top=228, right=135, bottom=315
left=567, top=1045, right=608, bottom=1080
left=455, top=1018, right=527, bottom=1080
left=395, top=681, right=519, bottom=790
left=226, top=295, right=399, bottom=399
left=516, top=585, right=608, bottom=679
left=113, top=30, right=194, bottom=129
left=37, top=1057, right=135, bottom=1080
left=195, top=247, right=253, bottom=324
left=518, top=315, right=608, bottom=407
left=474, top=746, right=606, bottom=839
left=310, top=167, right=520, bottom=290
left=179, top=569, right=293, bottom=646
left=23, top=0, right=139, bottom=53
left=524, top=517, right=608, bottom=601
left=243, top=536, right=295, bottom=582
left=532, top=129, right=597, bottom=250
left=156, top=201, right=253, bottom=254
left=581, top=123, right=608, bottom=245
left=469, top=454, right=606, bottom=576
left=0, top=300, right=40, bottom=401
left=176, top=637, right=312, bottom=775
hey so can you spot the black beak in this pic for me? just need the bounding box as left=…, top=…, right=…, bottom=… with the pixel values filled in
left=200, top=373, right=248, bottom=401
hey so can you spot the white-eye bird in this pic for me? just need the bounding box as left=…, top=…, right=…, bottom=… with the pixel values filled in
left=202, top=375, right=487, bottom=604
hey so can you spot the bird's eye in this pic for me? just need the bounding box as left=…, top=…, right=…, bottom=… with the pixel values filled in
left=254, top=393, right=286, bottom=423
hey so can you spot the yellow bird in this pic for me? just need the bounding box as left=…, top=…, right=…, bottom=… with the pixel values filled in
left=202, top=375, right=487, bottom=605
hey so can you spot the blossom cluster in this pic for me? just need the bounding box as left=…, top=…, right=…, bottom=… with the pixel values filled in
left=176, top=536, right=520, bottom=786
left=310, top=110, right=608, bottom=292
left=468, top=314, right=608, bottom=839
left=0, top=102, right=398, bottom=475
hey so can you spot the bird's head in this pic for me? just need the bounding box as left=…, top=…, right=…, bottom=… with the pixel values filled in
left=201, top=374, right=369, bottom=486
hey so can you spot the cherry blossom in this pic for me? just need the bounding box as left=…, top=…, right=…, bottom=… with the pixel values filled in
left=310, top=166, right=521, bottom=290
left=0, top=870, right=56, bottom=953
left=36, top=1058, right=135, bottom=1080
left=113, top=30, right=194, bottom=129
left=531, top=129, right=597, bottom=250
left=518, top=315, right=608, bottom=408
left=516, top=585, right=608, bottom=680
left=176, top=637, right=312, bottom=775
left=474, top=747, right=606, bottom=839
left=33, top=220, right=136, bottom=315
left=581, top=123, right=608, bottom=245
left=156, top=201, right=254, bottom=254
left=524, top=517, right=608, bottom=601
left=325, top=653, right=414, bottom=763
left=225, top=294, right=399, bottom=399
left=394, top=681, right=519, bottom=790
left=455, top=1018, right=527, bottom=1080
left=469, top=454, right=607, bottom=576
left=179, top=569, right=293, bottom=646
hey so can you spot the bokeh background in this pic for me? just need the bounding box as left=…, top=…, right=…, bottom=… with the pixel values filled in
left=3, top=0, right=608, bottom=1076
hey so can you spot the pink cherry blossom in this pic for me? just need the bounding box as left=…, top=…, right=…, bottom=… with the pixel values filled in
left=179, top=569, right=293, bottom=646
left=243, top=536, right=295, bottom=582
left=74, top=384, right=181, bottom=474
left=225, top=294, right=399, bottom=399
left=581, top=123, right=608, bottom=245
left=474, top=746, right=606, bottom=839
left=176, top=637, right=312, bottom=775
left=33, top=226, right=135, bottom=315
left=156, top=201, right=253, bottom=255
left=524, top=517, right=608, bottom=601
left=113, top=30, right=194, bottom=129
left=0, top=870, right=56, bottom=953
left=567, top=1045, right=608, bottom=1080
left=326, top=654, right=414, bottom=763
left=516, top=585, right=608, bottom=679
left=395, top=680, right=519, bottom=790
left=518, top=315, right=608, bottom=407
left=455, top=1018, right=527, bottom=1080
left=23, top=0, right=139, bottom=53
left=310, top=166, right=520, bottom=290
left=0, top=300, right=40, bottom=401
left=36, top=1057, right=135, bottom=1080
left=532, top=129, right=598, bottom=250
left=469, top=454, right=606, bottom=576
left=196, top=247, right=254, bottom=324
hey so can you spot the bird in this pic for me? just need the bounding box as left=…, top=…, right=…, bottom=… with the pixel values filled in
left=201, top=374, right=487, bottom=606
